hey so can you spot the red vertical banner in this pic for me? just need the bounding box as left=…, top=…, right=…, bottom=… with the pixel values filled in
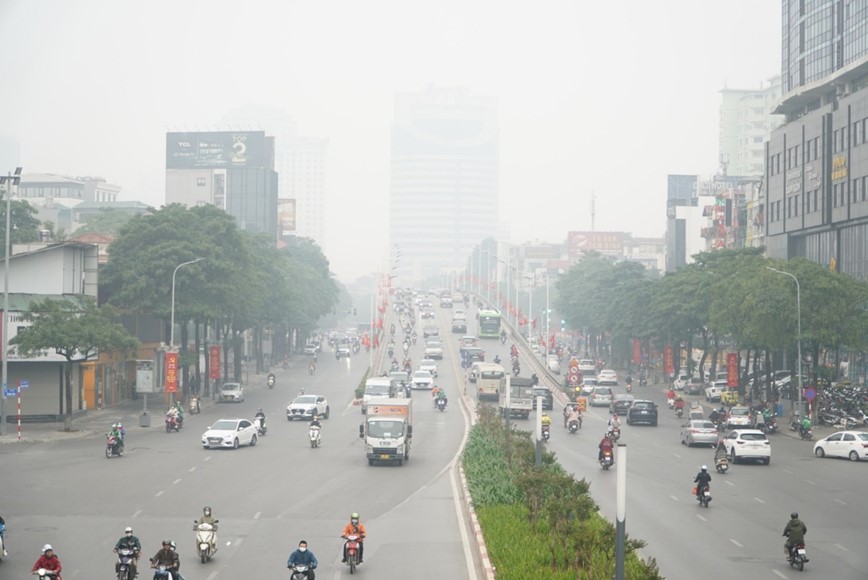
left=632, top=339, right=641, bottom=364
left=165, top=351, right=179, bottom=393
left=664, top=345, right=674, bottom=376
left=208, top=346, right=221, bottom=380
left=726, top=352, right=739, bottom=387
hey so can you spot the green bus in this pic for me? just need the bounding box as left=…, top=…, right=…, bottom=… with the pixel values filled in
left=478, top=309, right=502, bottom=339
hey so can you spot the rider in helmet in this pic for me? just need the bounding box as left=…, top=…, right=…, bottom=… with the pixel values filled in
left=341, top=512, right=367, bottom=564
left=196, top=507, right=218, bottom=530
left=149, top=540, right=179, bottom=577
left=782, top=512, right=807, bottom=558
left=255, top=407, right=266, bottom=430
left=113, top=526, right=141, bottom=577
left=693, top=465, right=712, bottom=498
left=32, top=544, right=62, bottom=579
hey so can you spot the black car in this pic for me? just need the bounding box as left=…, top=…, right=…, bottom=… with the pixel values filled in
left=626, top=399, right=658, bottom=426
left=451, top=321, right=467, bottom=333
left=465, top=347, right=485, bottom=362
left=532, top=386, right=553, bottom=410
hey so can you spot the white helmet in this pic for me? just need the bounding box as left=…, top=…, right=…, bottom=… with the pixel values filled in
left=701, top=465, right=708, bottom=471
left=42, top=544, right=53, bottom=552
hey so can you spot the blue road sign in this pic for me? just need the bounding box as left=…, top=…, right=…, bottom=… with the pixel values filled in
left=4, top=388, right=17, bottom=397
left=19, top=379, right=29, bottom=389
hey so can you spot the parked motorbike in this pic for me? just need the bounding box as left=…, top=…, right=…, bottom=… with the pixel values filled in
left=35, top=568, right=59, bottom=579
left=194, top=521, right=218, bottom=563
left=116, top=547, right=137, bottom=579
left=165, top=412, right=180, bottom=433
left=568, top=419, right=580, bottom=434
left=715, top=456, right=729, bottom=474
left=188, top=396, right=200, bottom=415
left=787, top=542, right=809, bottom=572
left=106, top=434, right=124, bottom=458
left=342, top=533, right=362, bottom=574
left=436, top=397, right=447, bottom=412
left=253, top=417, right=267, bottom=436
left=309, top=425, right=321, bottom=448
left=696, top=485, right=712, bottom=508
left=600, top=449, right=614, bottom=470
left=290, top=563, right=314, bottom=580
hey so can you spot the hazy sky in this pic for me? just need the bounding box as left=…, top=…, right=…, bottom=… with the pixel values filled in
left=0, top=0, right=780, bottom=281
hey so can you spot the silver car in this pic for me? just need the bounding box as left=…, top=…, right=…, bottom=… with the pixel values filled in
left=589, top=386, right=613, bottom=407
left=219, top=382, right=244, bottom=403
left=680, top=420, right=720, bottom=447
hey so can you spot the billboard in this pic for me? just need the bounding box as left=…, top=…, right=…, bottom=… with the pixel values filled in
left=166, top=131, right=266, bottom=169
left=567, top=231, right=627, bottom=257
left=278, top=198, right=297, bottom=236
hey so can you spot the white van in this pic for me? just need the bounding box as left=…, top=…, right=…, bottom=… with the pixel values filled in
left=361, top=378, right=393, bottom=414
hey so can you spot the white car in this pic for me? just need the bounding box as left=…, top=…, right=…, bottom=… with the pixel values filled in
left=219, top=382, right=244, bottom=403
left=286, top=394, right=330, bottom=420
left=201, top=418, right=257, bottom=449
left=723, top=429, right=771, bottom=465
left=674, top=374, right=689, bottom=391
left=705, top=380, right=726, bottom=402
left=589, top=386, right=614, bottom=407
left=419, top=359, right=438, bottom=377
left=424, top=340, right=444, bottom=360
left=813, top=431, right=868, bottom=461
left=412, top=370, right=434, bottom=390
left=578, top=359, right=596, bottom=374
left=726, top=406, right=752, bottom=429
left=597, top=370, right=618, bottom=386
left=546, top=355, right=561, bottom=374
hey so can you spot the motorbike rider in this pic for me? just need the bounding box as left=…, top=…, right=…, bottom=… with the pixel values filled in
left=531, top=373, right=539, bottom=386
left=493, top=355, right=501, bottom=365
left=666, top=387, right=676, bottom=404
left=782, top=512, right=808, bottom=559
left=196, top=507, right=218, bottom=530
left=113, top=526, right=141, bottom=577
left=674, top=396, right=686, bottom=414
left=31, top=544, right=62, bottom=579
left=434, top=388, right=447, bottom=408
left=149, top=540, right=179, bottom=579
left=693, top=465, right=712, bottom=498
left=540, top=412, right=552, bottom=430
left=255, top=408, right=267, bottom=431
left=310, top=414, right=322, bottom=432
left=625, top=374, right=633, bottom=389
left=562, top=404, right=573, bottom=428
left=800, top=415, right=812, bottom=438
left=0, top=514, right=6, bottom=556
left=608, top=413, right=621, bottom=431
left=287, top=540, right=318, bottom=579
left=109, top=423, right=124, bottom=453
left=341, top=513, right=367, bottom=564
left=267, top=371, right=276, bottom=386
left=500, top=329, right=507, bottom=342
left=714, top=439, right=728, bottom=464
left=566, top=406, right=582, bottom=430
left=598, top=432, right=614, bottom=462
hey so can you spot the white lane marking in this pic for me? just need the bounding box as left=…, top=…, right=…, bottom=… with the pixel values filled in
left=672, top=453, right=682, bottom=459
left=206, top=571, right=219, bottom=580
left=155, top=490, right=164, bottom=497
left=204, top=456, right=211, bottom=462
left=254, top=511, right=261, bottom=520
left=725, top=480, right=735, bottom=487
left=804, top=479, right=816, bottom=485
left=173, top=478, right=182, bottom=485
left=754, top=497, right=766, bottom=504
left=696, top=514, right=707, bottom=522
left=450, top=382, right=478, bottom=580
left=669, top=495, right=679, bottom=501
left=729, top=539, right=743, bottom=548
left=188, top=466, right=196, bottom=472
left=772, top=569, right=789, bottom=579
left=132, top=509, right=142, bottom=518
left=835, top=543, right=849, bottom=551
left=834, top=498, right=846, bottom=506
left=782, top=469, right=793, bottom=475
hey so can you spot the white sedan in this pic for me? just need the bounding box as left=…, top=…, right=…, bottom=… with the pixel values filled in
left=419, top=359, right=438, bottom=377
left=597, top=370, right=618, bottom=386
left=219, top=382, right=244, bottom=403
left=201, top=418, right=257, bottom=449
left=723, top=429, right=771, bottom=465
left=412, top=370, right=434, bottom=390
left=813, top=431, right=868, bottom=461
left=286, top=394, right=330, bottom=420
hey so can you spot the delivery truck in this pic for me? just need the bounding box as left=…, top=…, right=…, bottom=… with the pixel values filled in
left=360, top=397, right=413, bottom=466
left=499, top=376, right=534, bottom=419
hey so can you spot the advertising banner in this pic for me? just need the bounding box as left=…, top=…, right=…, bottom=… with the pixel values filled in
left=165, top=351, right=179, bottom=394
left=632, top=339, right=641, bottom=364
left=166, top=131, right=265, bottom=169
left=278, top=198, right=297, bottom=236
left=135, top=360, right=155, bottom=394
left=209, top=346, right=221, bottom=380
left=727, top=352, right=739, bottom=387
left=664, top=345, right=674, bottom=376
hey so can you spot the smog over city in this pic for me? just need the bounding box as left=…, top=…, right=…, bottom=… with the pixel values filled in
left=0, top=0, right=779, bottom=281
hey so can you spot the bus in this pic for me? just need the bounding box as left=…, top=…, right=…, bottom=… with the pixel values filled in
left=477, top=309, right=502, bottom=339
left=476, top=363, right=505, bottom=401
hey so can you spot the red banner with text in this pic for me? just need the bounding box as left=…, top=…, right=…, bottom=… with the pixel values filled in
left=632, top=339, right=641, bottom=364
left=664, top=345, right=674, bottom=376
left=727, top=352, right=739, bottom=387
left=209, top=346, right=221, bottom=380
left=165, top=351, right=179, bottom=393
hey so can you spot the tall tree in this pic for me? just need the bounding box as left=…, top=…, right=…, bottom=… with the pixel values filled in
left=10, top=297, right=139, bottom=430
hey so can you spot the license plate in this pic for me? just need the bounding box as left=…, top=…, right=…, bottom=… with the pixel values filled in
left=380, top=454, right=391, bottom=460
left=797, top=549, right=806, bottom=555
left=208, top=438, right=221, bottom=444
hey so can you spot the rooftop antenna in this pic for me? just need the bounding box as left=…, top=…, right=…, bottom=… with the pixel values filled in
left=590, top=190, right=596, bottom=232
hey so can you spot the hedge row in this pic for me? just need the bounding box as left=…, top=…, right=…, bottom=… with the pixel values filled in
left=462, top=407, right=663, bottom=579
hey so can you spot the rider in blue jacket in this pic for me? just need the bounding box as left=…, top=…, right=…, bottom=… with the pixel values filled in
left=287, top=540, right=318, bottom=579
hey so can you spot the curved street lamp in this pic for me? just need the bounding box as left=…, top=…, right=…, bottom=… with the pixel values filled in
left=766, top=266, right=803, bottom=417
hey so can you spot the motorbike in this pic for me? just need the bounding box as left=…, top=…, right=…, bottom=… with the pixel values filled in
left=600, top=449, right=614, bottom=470
left=787, top=542, right=808, bottom=571
left=267, top=375, right=276, bottom=388
left=675, top=406, right=684, bottom=419
left=106, top=434, right=124, bottom=458
left=290, top=563, right=314, bottom=580
left=35, top=568, right=60, bottom=579
left=308, top=362, right=316, bottom=376
left=799, top=427, right=813, bottom=440
left=151, top=564, right=176, bottom=579
left=194, top=521, right=218, bottom=563
left=639, top=377, right=647, bottom=388
left=667, top=397, right=675, bottom=409
left=436, top=396, right=447, bottom=412
left=568, top=419, right=580, bottom=434
left=188, top=396, right=200, bottom=415
left=309, top=425, right=321, bottom=448
left=165, top=412, right=180, bottom=433
left=696, top=484, right=712, bottom=508
left=500, top=334, right=507, bottom=344
left=512, top=364, right=520, bottom=377
left=342, top=534, right=362, bottom=574
left=626, top=382, right=633, bottom=393
left=715, top=455, right=729, bottom=474
left=254, top=416, right=267, bottom=436
left=116, top=547, right=137, bottom=579
left=542, top=425, right=551, bottom=441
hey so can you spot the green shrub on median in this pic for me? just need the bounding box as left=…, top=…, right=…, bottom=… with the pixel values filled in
left=462, top=406, right=663, bottom=579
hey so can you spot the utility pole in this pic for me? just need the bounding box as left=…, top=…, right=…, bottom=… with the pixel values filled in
left=590, top=190, right=597, bottom=232
left=0, top=168, right=22, bottom=437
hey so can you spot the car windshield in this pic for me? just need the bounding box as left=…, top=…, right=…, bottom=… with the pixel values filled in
left=368, top=420, right=405, bottom=438
left=366, top=386, right=390, bottom=396
left=698, top=422, right=716, bottom=429
left=595, top=388, right=612, bottom=395
left=740, top=433, right=767, bottom=441
left=210, top=420, right=238, bottom=431
left=633, top=402, right=652, bottom=409
left=421, top=360, right=435, bottom=366
left=731, top=408, right=749, bottom=416
left=413, top=372, right=432, bottom=379
left=293, top=395, right=318, bottom=404
left=221, top=384, right=240, bottom=391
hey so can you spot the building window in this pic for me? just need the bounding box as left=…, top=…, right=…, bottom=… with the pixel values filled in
left=863, top=176, right=868, bottom=201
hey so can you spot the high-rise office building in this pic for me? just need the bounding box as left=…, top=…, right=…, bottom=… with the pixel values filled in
left=765, top=1, right=868, bottom=280
left=390, top=86, right=499, bottom=283
left=719, top=77, right=783, bottom=177
left=165, top=131, right=278, bottom=237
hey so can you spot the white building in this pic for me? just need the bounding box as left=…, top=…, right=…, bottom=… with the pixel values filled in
left=719, top=76, right=783, bottom=177
left=390, top=86, right=499, bottom=283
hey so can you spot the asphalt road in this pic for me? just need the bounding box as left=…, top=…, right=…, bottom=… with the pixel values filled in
left=0, top=313, right=481, bottom=579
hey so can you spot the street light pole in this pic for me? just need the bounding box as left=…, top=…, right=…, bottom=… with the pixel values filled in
left=545, top=272, right=550, bottom=359
left=170, top=257, right=204, bottom=405
left=1, top=168, right=22, bottom=436
left=767, top=267, right=803, bottom=417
